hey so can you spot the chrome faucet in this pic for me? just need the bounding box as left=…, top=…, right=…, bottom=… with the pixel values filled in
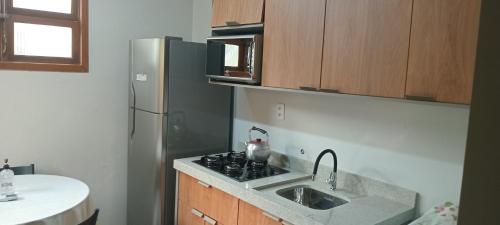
left=312, top=149, right=338, bottom=191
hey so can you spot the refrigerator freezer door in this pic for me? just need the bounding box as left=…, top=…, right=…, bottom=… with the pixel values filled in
left=128, top=109, right=166, bottom=225
left=130, top=38, right=168, bottom=113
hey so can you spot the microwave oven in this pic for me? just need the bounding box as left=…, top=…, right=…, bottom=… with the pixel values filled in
left=206, top=34, right=263, bottom=84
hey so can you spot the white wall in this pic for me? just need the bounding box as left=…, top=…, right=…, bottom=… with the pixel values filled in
left=191, top=0, right=470, bottom=216
left=192, top=0, right=213, bottom=42
left=0, top=0, right=194, bottom=224
left=233, top=89, right=469, bottom=215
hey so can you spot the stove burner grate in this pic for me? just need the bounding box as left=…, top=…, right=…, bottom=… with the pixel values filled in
left=193, top=152, right=289, bottom=182
left=224, top=162, right=242, bottom=177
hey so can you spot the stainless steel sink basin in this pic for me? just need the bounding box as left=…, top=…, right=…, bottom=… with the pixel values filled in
left=276, top=185, right=348, bottom=210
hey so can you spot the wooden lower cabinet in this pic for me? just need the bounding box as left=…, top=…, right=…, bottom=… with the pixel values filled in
left=177, top=173, right=292, bottom=225
left=178, top=200, right=205, bottom=225
left=238, top=201, right=285, bottom=225
left=178, top=173, right=238, bottom=225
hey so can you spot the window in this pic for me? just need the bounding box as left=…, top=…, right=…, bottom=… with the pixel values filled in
left=224, top=44, right=239, bottom=67
left=0, top=0, right=88, bottom=72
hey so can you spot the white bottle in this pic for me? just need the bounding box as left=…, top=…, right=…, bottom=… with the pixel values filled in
left=0, top=159, right=15, bottom=197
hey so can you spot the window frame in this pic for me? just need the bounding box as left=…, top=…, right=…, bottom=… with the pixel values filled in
left=0, top=0, right=88, bottom=72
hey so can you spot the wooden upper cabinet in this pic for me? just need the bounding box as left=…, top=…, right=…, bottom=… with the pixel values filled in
left=321, top=0, right=413, bottom=98
left=212, top=0, right=265, bottom=27
left=238, top=201, right=285, bottom=225
left=406, top=0, right=481, bottom=104
left=261, top=0, right=326, bottom=90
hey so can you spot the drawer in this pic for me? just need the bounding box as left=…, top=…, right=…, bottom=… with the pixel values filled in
left=238, top=201, right=293, bottom=225
left=178, top=172, right=238, bottom=225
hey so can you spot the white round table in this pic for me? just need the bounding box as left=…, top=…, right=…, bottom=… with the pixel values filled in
left=0, top=175, right=91, bottom=225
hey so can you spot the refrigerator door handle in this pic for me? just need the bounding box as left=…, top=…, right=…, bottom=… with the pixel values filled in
left=131, top=82, right=136, bottom=138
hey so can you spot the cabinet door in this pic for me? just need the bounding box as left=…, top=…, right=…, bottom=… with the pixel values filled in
left=261, top=0, right=326, bottom=90
left=212, top=0, right=265, bottom=27
left=204, top=186, right=239, bottom=225
left=406, top=0, right=481, bottom=104
left=178, top=200, right=205, bottom=225
left=321, top=0, right=412, bottom=98
left=178, top=173, right=239, bottom=225
left=238, top=201, right=284, bottom=225
left=178, top=172, right=210, bottom=214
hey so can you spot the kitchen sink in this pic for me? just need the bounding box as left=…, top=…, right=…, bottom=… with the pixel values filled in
left=276, top=185, right=348, bottom=210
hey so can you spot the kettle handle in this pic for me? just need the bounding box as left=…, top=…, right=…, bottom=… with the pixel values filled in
left=249, top=126, right=269, bottom=142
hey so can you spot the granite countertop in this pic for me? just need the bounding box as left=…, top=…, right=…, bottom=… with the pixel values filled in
left=174, top=155, right=416, bottom=225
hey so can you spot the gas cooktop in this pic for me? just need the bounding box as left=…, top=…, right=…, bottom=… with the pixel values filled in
left=193, top=152, right=289, bottom=182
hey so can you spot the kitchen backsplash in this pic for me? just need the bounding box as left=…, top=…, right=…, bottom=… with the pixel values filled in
left=231, top=88, right=469, bottom=215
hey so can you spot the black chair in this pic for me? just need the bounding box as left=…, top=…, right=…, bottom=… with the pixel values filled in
left=11, top=164, right=35, bottom=175
left=79, top=209, right=99, bottom=225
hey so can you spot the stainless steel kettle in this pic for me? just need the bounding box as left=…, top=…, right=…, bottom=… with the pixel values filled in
left=245, top=126, right=271, bottom=162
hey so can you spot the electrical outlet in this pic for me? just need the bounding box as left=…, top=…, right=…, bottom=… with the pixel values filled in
left=276, top=103, right=285, bottom=120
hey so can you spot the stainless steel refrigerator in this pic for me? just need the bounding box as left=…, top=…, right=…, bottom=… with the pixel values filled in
left=128, top=37, right=233, bottom=225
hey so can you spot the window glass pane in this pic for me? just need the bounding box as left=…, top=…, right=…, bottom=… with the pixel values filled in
left=14, top=23, right=73, bottom=58
left=224, top=44, right=239, bottom=67
left=13, top=0, right=72, bottom=14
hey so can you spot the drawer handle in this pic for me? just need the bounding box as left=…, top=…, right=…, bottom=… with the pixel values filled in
left=191, top=208, right=204, bottom=218
left=197, top=181, right=212, bottom=188
left=203, top=215, right=217, bottom=225
left=262, top=211, right=282, bottom=222
left=225, top=21, right=241, bottom=26
left=405, top=95, right=436, bottom=102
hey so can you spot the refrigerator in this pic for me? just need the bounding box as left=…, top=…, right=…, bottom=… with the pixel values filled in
left=128, top=37, right=233, bottom=225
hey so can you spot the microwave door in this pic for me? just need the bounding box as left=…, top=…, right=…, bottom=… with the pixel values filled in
left=206, top=35, right=260, bottom=84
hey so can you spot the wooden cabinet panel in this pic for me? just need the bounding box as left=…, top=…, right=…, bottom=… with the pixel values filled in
left=406, top=0, right=481, bottom=104
left=238, top=201, right=284, bottom=225
left=178, top=200, right=205, bottom=225
left=321, top=0, right=412, bottom=98
left=212, top=0, right=265, bottom=27
left=262, top=0, right=326, bottom=90
left=178, top=172, right=210, bottom=214
left=178, top=173, right=238, bottom=225
left=205, top=186, right=239, bottom=225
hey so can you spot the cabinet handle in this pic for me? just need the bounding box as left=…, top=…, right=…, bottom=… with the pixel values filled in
left=191, top=208, right=204, bottom=218
left=319, top=88, right=339, bottom=93
left=225, top=21, right=241, bottom=26
left=299, top=86, right=317, bottom=91
left=203, top=215, right=217, bottom=225
left=197, top=181, right=212, bottom=188
left=262, top=211, right=282, bottom=222
left=405, top=95, right=437, bottom=102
